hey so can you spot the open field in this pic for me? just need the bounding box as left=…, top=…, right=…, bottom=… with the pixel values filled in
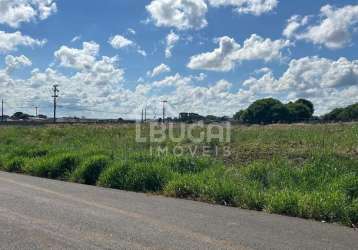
left=0, top=123, right=357, bottom=227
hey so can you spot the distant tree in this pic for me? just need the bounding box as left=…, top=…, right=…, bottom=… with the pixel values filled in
left=286, top=102, right=312, bottom=122
left=241, top=98, right=290, bottom=124
left=233, top=110, right=245, bottom=121
left=12, top=112, right=31, bottom=120
left=206, top=115, right=217, bottom=121
left=295, top=99, right=314, bottom=116
left=178, top=113, right=203, bottom=123
left=323, top=103, right=358, bottom=122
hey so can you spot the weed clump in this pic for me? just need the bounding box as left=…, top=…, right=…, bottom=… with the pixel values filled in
left=1, top=157, right=26, bottom=173
left=160, top=156, right=214, bottom=174
left=71, top=155, right=110, bottom=185
left=25, top=153, right=80, bottom=179
left=98, top=161, right=171, bottom=192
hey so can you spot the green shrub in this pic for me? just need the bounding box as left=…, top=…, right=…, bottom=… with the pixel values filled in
left=97, top=162, right=131, bottom=189
left=346, top=199, right=358, bottom=225
left=25, top=153, right=80, bottom=179
left=297, top=191, right=348, bottom=222
left=331, top=175, right=358, bottom=200
left=0, top=156, right=5, bottom=170
left=164, top=167, right=239, bottom=206
left=71, top=156, right=110, bottom=185
left=241, top=162, right=271, bottom=188
left=10, top=146, right=49, bottom=158
left=161, top=156, right=214, bottom=174
left=164, top=174, right=205, bottom=199
left=98, top=161, right=172, bottom=192
left=265, top=190, right=300, bottom=216
left=127, top=162, right=172, bottom=192
left=207, top=178, right=239, bottom=206
left=234, top=182, right=266, bottom=210
left=2, top=157, right=26, bottom=173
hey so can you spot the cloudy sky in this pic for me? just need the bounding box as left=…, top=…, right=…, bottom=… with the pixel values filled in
left=0, top=0, right=357, bottom=119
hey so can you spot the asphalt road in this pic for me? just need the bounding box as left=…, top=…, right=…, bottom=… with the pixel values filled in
left=0, top=171, right=357, bottom=250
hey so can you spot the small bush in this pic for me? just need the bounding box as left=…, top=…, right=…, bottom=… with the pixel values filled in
left=164, top=174, right=205, bottom=199
left=234, top=182, right=266, bottom=210
left=241, top=161, right=271, bottom=188
left=297, top=191, right=348, bottom=223
left=98, top=161, right=172, bottom=192
left=2, top=157, right=26, bottom=173
left=71, top=156, right=110, bottom=185
left=346, top=199, right=358, bottom=225
left=207, top=178, right=239, bottom=206
left=97, top=162, right=131, bottom=189
left=11, top=146, right=49, bottom=158
left=164, top=167, right=239, bottom=206
left=127, top=162, right=172, bottom=192
left=330, top=175, right=358, bottom=200
left=265, top=190, right=300, bottom=216
left=161, top=156, right=213, bottom=174
left=25, top=153, right=80, bottom=179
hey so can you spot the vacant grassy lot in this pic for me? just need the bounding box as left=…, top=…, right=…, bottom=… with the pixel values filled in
left=0, top=123, right=357, bottom=227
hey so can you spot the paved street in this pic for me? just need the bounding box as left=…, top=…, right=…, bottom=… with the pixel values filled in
left=0, top=171, right=357, bottom=250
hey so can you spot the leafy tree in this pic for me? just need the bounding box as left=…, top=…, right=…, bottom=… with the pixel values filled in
left=234, top=98, right=315, bottom=124
left=323, top=103, right=358, bottom=122
left=12, top=112, right=31, bottom=120
left=233, top=110, right=245, bottom=121
left=287, top=102, right=312, bottom=122
left=295, top=99, right=314, bottom=116
left=241, top=98, right=289, bottom=124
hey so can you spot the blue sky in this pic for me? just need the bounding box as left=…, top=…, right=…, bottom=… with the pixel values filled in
left=0, top=0, right=357, bottom=118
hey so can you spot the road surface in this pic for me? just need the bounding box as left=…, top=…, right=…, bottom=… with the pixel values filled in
left=0, top=171, right=357, bottom=250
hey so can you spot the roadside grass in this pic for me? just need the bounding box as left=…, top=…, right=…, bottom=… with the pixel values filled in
left=71, top=155, right=110, bottom=185
left=0, top=123, right=357, bottom=226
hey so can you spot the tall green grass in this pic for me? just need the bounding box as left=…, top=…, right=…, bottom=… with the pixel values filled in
left=0, top=124, right=357, bottom=226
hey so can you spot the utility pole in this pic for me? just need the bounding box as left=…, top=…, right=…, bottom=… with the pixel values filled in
left=35, top=106, right=38, bottom=117
left=141, top=109, right=144, bottom=123
left=1, top=99, right=3, bottom=122
left=161, top=100, right=168, bottom=123
left=144, top=107, right=147, bottom=122
left=52, top=85, right=59, bottom=123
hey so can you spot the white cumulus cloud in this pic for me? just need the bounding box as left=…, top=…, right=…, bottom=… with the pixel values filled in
left=165, top=30, right=180, bottom=58
left=0, top=31, right=46, bottom=53
left=284, top=4, right=358, bottom=49
left=242, top=56, right=358, bottom=114
left=0, top=0, right=57, bottom=28
left=109, top=35, right=134, bottom=49
left=146, top=0, right=208, bottom=30
left=187, top=34, right=290, bottom=71
left=109, top=35, right=147, bottom=56
left=55, top=41, right=100, bottom=71
left=148, top=63, right=171, bottom=78
left=5, top=55, right=32, bottom=71
left=208, top=0, right=278, bottom=15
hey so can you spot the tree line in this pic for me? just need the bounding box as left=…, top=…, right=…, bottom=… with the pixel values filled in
left=233, top=98, right=358, bottom=124
left=2, top=99, right=358, bottom=124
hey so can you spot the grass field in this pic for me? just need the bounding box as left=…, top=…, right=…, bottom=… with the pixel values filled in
left=0, top=123, right=357, bottom=227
